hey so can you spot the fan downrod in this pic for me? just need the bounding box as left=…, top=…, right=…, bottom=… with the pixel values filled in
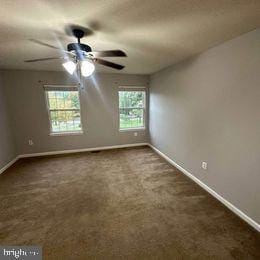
left=73, top=29, right=85, bottom=43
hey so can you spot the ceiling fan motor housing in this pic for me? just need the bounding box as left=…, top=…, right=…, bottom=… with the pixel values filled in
left=67, top=43, right=92, bottom=53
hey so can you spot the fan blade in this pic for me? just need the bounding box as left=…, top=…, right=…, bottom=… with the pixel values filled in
left=29, top=39, right=60, bottom=50
left=89, top=50, right=127, bottom=57
left=94, top=58, right=124, bottom=70
left=29, top=39, right=74, bottom=55
left=24, top=57, right=62, bottom=63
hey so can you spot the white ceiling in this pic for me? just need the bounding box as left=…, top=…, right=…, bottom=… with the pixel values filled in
left=0, top=0, right=259, bottom=75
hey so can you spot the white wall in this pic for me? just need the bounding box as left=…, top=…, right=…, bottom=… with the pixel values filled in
left=0, top=72, right=17, bottom=169
left=2, top=70, right=149, bottom=155
left=149, top=29, right=260, bottom=223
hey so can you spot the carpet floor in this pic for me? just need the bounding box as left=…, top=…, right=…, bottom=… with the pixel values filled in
left=0, top=146, right=259, bottom=259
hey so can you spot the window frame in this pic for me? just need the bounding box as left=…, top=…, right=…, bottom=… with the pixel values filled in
left=44, top=85, right=83, bottom=136
left=118, top=86, right=147, bottom=131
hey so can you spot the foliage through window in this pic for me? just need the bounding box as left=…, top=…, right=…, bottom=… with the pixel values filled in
left=119, top=90, right=146, bottom=130
left=46, top=89, right=82, bottom=133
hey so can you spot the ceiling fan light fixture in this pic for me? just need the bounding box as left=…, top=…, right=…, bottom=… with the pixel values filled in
left=81, top=60, right=95, bottom=77
left=62, top=60, right=76, bottom=75
left=26, top=28, right=126, bottom=73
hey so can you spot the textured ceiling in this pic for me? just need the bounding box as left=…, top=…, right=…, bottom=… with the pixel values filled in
left=0, top=0, right=259, bottom=74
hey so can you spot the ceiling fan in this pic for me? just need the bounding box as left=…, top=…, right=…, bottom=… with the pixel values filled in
left=25, top=28, right=127, bottom=77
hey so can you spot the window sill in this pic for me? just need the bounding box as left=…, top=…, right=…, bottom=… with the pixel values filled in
left=49, top=131, right=84, bottom=137
left=119, top=127, right=146, bottom=132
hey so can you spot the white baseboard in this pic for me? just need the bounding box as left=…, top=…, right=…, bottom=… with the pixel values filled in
left=18, top=143, right=149, bottom=158
left=148, top=144, right=260, bottom=232
left=0, top=156, right=19, bottom=175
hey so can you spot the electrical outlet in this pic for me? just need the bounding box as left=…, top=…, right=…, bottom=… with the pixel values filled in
left=202, top=162, right=207, bottom=170
left=134, top=132, right=138, bottom=137
left=28, top=139, right=34, bottom=146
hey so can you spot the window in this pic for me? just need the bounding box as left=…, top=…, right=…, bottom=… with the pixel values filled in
left=119, top=88, right=146, bottom=130
left=45, top=86, right=82, bottom=134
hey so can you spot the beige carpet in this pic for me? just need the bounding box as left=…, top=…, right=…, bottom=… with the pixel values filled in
left=0, top=146, right=259, bottom=259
